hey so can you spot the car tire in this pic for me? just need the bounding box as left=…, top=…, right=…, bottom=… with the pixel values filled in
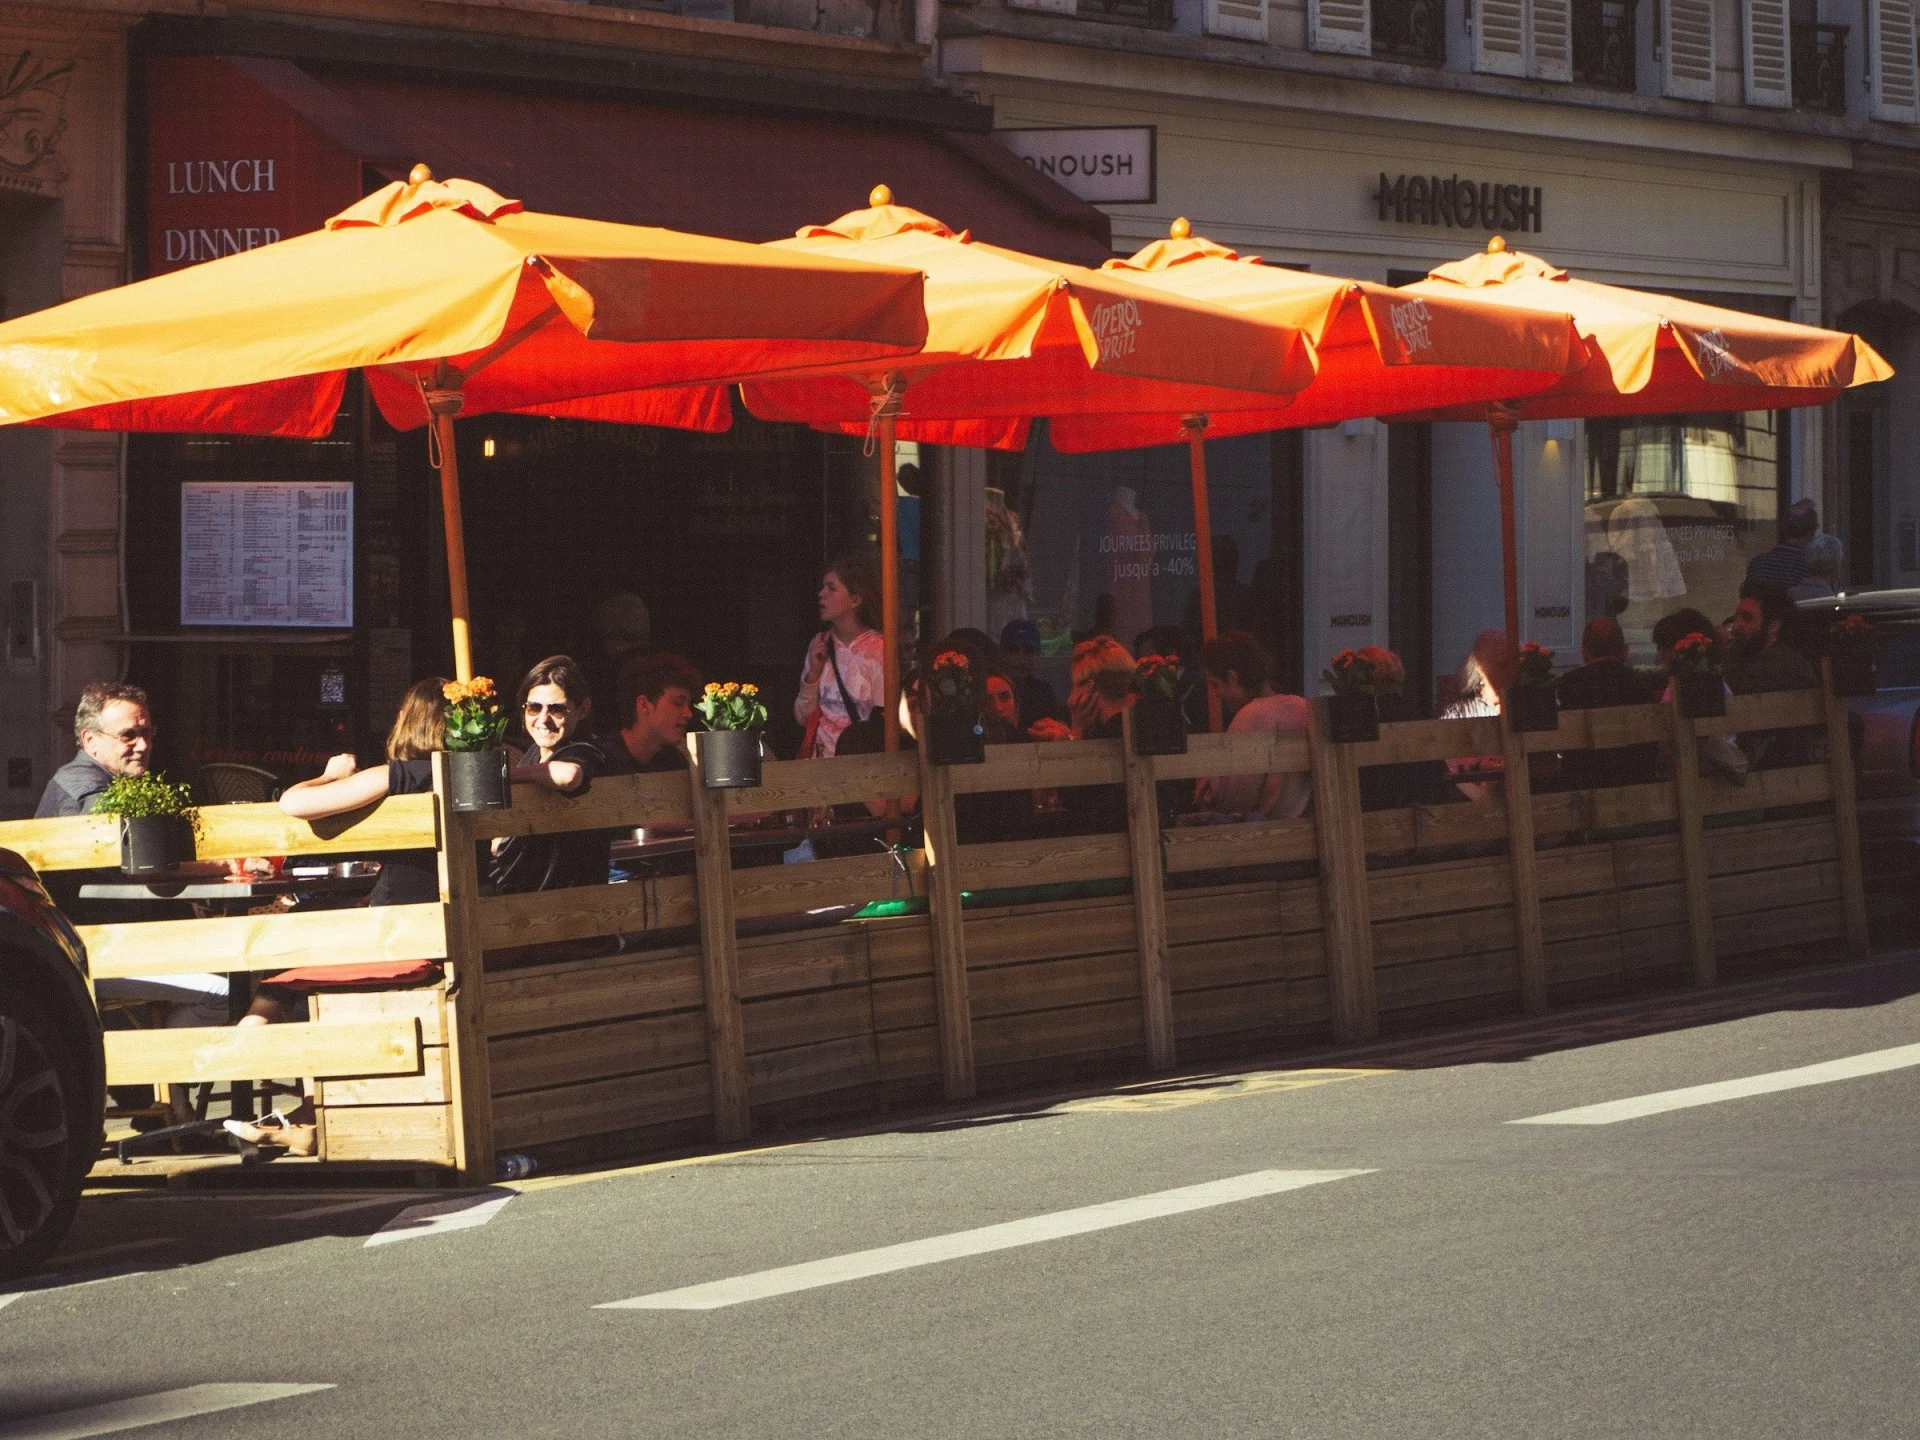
left=0, top=983, right=91, bottom=1281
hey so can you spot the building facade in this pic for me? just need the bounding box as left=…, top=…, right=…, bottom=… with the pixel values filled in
left=936, top=0, right=1914, bottom=695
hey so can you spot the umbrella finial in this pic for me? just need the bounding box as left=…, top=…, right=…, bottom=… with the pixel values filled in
left=1170, top=217, right=1191, bottom=240
left=1487, top=235, right=1507, bottom=254
left=409, top=163, right=434, bottom=186
left=870, top=184, right=893, bottom=207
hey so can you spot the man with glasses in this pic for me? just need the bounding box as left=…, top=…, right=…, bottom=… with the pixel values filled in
left=37, top=681, right=156, bottom=818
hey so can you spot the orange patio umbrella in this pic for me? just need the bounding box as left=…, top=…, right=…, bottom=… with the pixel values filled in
left=1037, top=221, right=1585, bottom=656
left=1399, top=238, right=1893, bottom=663
left=726, top=188, right=1322, bottom=748
left=0, top=166, right=929, bottom=680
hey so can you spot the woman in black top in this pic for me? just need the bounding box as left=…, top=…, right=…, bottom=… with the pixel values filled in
left=488, top=655, right=623, bottom=894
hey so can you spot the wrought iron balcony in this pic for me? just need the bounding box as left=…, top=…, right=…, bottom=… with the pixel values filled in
left=1074, top=0, right=1176, bottom=29
left=1792, top=22, right=1848, bottom=115
left=1372, top=0, right=1445, bottom=65
left=1572, top=0, right=1636, bottom=90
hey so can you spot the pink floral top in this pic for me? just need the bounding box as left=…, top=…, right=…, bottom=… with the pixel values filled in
left=795, top=629, right=885, bottom=758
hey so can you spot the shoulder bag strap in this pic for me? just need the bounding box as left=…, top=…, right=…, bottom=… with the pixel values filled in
left=826, top=635, right=866, bottom=720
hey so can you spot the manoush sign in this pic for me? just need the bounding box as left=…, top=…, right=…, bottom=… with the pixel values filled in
left=144, top=57, right=359, bottom=275
left=995, top=127, right=1156, bottom=205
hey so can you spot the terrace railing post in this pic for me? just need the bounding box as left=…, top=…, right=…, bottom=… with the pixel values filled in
left=1822, top=660, right=1871, bottom=961
left=1500, top=714, right=1549, bottom=1014
left=1120, top=708, right=1176, bottom=1071
left=432, top=753, right=497, bottom=1185
left=1667, top=691, right=1717, bottom=987
left=1308, top=701, right=1378, bottom=1042
left=917, top=732, right=977, bottom=1100
left=687, top=746, right=752, bottom=1143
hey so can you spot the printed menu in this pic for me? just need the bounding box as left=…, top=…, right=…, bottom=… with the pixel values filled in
left=181, top=481, right=353, bottom=627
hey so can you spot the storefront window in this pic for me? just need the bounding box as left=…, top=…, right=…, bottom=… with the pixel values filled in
left=1583, top=411, right=1787, bottom=662
left=996, top=428, right=1288, bottom=690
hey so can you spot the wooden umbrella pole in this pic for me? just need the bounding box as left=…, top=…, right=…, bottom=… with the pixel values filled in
left=426, top=387, right=474, bottom=683
left=1488, top=404, right=1522, bottom=672
left=878, top=408, right=901, bottom=753
left=1184, top=415, right=1222, bottom=733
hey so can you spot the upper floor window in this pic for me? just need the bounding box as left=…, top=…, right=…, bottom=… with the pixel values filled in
left=1572, top=0, right=1638, bottom=88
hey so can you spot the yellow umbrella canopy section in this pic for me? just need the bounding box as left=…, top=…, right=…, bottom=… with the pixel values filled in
left=0, top=167, right=930, bottom=438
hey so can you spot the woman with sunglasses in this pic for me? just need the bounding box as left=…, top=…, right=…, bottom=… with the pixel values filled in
left=488, top=654, right=626, bottom=894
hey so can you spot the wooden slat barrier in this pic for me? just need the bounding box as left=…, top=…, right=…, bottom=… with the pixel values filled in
left=105, top=1019, right=420, bottom=1087
left=9, top=673, right=1870, bottom=1174
left=79, top=903, right=445, bottom=979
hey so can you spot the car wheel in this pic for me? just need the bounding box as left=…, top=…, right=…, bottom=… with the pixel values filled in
left=0, top=986, right=89, bottom=1281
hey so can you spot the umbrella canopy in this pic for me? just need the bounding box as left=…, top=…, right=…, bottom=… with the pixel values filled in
left=722, top=189, right=1323, bottom=747
left=1399, top=239, right=1891, bottom=420
left=1399, top=238, right=1894, bottom=668
left=1041, top=221, right=1583, bottom=454
left=0, top=167, right=931, bottom=677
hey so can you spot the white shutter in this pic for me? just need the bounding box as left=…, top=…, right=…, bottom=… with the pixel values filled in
left=1475, top=0, right=1529, bottom=74
left=1207, top=0, right=1269, bottom=40
left=1663, top=0, right=1718, bottom=99
left=1530, top=0, right=1573, bottom=80
left=1742, top=0, right=1791, bottom=105
left=1869, top=0, right=1920, bottom=122
left=1307, top=0, right=1370, bottom=53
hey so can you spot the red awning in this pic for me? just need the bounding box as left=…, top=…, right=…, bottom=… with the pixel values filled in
left=228, top=58, right=1113, bottom=264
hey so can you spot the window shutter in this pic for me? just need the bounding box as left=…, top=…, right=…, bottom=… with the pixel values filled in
left=1475, top=0, right=1529, bottom=74
left=1207, top=0, right=1269, bottom=40
left=1869, top=0, right=1920, bottom=122
left=1663, top=0, right=1718, bottom=99
left=1530, top=0, right=1574, bottom=78
left=1742, top=0, right=1791, bottom=105
left=1307, top=0, right=1370, bottom=53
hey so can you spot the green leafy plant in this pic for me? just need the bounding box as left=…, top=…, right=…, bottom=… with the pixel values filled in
left=697, top=682, right=768, bottom=733
left=1133, top=654, right=1180, bottom=703
left=1321, top=649, right=1377, bottom=698
left=924, top=651, right=976, bottom=716
left=442, top=677, right=509, bottom=753
left=1668, top=630, right=1724, bottom=676
left=1515, top=641, right=1555, bottom=687
left=93, top=771, right=200, bottom=835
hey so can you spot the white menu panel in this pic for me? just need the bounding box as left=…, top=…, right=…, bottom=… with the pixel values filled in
left=181, top=481, right=353, bottom=628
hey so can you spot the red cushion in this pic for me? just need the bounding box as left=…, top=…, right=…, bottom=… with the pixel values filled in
left=262, top=960, right=442, bottom=992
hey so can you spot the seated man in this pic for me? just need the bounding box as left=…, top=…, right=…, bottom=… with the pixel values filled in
left=1357, top=647, right=1458, bottom=811
left=1191, top=630, right=1311, bottom=821
left=999, top=618, right=1063, bottom=729
left=1555, top=617, right=1658, bottom=790
left=1725, top=580, right=1821, bottom=771
left=616, top=651, right=701, bottom=773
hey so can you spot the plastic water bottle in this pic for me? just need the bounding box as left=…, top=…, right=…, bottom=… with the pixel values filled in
left=496, top=1153, right=537, bottom=1181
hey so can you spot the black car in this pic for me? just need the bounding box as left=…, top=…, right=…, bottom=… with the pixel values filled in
left=0, top=846, right=104, bottom=1279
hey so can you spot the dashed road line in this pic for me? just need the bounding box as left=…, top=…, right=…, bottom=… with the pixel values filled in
left=1512, top=1042, right=1920, bottom=1126
left=1050, top=1068, right=1390, bottom=1114
left=365, top=1190, right=514, bottom=1247
left=0, top=1384, right=332, bottom=1439
left=599, top=1169, right=1375, bottom=1311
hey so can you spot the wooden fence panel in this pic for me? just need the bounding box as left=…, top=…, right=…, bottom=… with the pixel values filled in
left=105, top=1019, right=418, bottom=1087
left=81, top=902, right=445, bottom=979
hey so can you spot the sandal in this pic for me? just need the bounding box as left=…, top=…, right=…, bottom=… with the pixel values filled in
left=223, top=1111, right=318, bottom=1157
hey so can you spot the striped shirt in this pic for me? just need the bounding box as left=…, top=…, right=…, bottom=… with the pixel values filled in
left=1745, top=543, right=1807, bottom=589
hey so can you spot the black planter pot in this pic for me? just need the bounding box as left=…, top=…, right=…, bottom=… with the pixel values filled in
left=447, top=747, right=512, bottom=813
left=1674, top=670, right=1727, bottom=720
left=1131, top=696, right=1188, bottom=757
left=120, top=814, right=196, bottom=875
left=1830, top=652, right=1877, bottom=698
left=1506, top=682, right=1560, bottom=734
left=696, top=729, right=763, bottom=790
left=1323, top=692, right=1380, bottom=745
left=927, top=710, right=986, bottom=766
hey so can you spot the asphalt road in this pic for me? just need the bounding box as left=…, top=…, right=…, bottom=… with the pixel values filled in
left=5, top=954, right=1918, bottom=1439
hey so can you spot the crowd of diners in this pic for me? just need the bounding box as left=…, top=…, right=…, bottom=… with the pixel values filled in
left=39, top=526, right=1837, bottom=1152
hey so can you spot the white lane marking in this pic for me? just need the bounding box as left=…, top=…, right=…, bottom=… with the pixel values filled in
left=0, top=1294, right=19, bottom=1312
left=364, top=1191, right=513, bottom=1247
left=0, top=1383, right=332, bottom=1439
left=1512, top=1042, right=1920, bottom=1126
left=600, top=1169, right=1374, bottom=1311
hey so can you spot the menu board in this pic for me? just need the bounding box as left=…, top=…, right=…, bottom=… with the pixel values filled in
left=181, top=481, right=353, bottom=628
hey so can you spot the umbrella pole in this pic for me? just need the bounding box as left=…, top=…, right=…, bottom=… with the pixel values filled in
left=878, top=410, right=901, bottom=753
left=427, top=391, right=475, bottom=684
left=1184, top=416, right=1222, bottom=734
left=1488, top=405, right=1522, bottom=673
